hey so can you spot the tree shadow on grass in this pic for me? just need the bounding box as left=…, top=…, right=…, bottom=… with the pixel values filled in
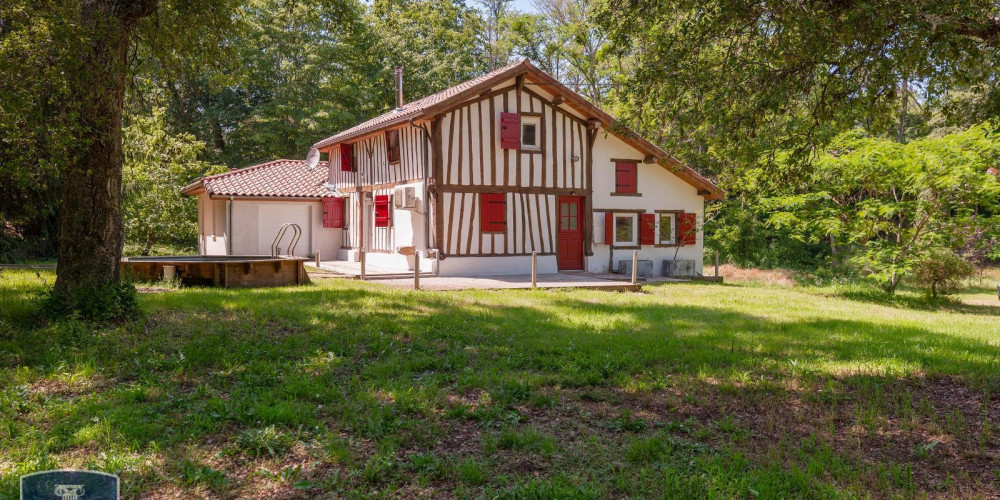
left=3, top=279, right=1000, bottom=496
left=828, top=284, right=1000, bottom=316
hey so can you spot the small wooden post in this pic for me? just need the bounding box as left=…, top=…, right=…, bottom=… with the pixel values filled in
left=314, top=251, right=321, bottom=268
left=631, top=250, right=638, bottom=285
left=414, top=253, right=420, bottom=290
left=714, top=250, right=719, bottom=277
left=360, top=250, right=366, bottom=280
left=531, top=251, right=538, bottom=288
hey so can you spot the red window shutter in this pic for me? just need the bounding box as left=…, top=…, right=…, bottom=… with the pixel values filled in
left=374, top=195, right=391, bottom=227
left=604, top=212, right=614, bottom=245
left=340, top=143, right=353, bottom=172
left=321, top=197, right=332, bottom=227
left=679, top=212, right=697, bottom=245
left=480, top=193, right=507, bottom=233
left=640, top=213, right=656, bottom=245
left=322, top=197, right=346, bottom=228
left=500, top=112, right=520, bottom=149
left=615, top=162, right=637, bottom=193
left=331, top=198, right=345, bottom=228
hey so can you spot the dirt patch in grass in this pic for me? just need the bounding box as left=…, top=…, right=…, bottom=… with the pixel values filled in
left=568, top=375, right=1000, bottom=496
left=716, top=264, right=798, bottom=286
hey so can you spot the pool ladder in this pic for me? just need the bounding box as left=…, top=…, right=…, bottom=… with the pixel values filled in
left=271, top=223, right=302, bottom=257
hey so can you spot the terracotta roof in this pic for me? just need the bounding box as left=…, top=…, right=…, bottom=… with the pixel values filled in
left=989, top=167, right=999, bottom=177
left=181, top=159, right=331, bottom=199
left=311, top=59, right=724, bottom=200
left=313, top=60, right=528, bottom=150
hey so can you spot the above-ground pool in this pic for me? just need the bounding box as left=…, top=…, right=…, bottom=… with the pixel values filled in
left=121, top=255, right=310, bottom=288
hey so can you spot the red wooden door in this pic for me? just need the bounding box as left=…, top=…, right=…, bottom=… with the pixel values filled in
left=557, top=196, right=584, bottom=270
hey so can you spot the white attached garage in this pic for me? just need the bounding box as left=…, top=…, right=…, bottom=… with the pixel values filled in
left=231, top=201, right=315, bottom=257
left=182, top=159, right=341, bottom=259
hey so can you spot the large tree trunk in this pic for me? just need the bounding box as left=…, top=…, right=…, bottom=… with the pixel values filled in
left=53, top=0, right=158, bottom=300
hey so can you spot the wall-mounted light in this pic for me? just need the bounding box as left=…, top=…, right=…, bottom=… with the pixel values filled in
left=571, top=154, right=580, bottom=162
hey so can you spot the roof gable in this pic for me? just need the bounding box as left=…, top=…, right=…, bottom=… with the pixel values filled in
left=311, top=59, right=723, bottom=199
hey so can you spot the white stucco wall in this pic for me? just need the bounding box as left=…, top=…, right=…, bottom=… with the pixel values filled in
left=197, top=193, right=229, bottom=255
left=216, top=199, right=342, bottom=258
left=587, top=132, right=705, bottom=275
left=437, top=254, right=558, bottom=277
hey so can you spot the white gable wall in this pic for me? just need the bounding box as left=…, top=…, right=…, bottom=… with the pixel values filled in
left=589, top=131, right=705, bottom=274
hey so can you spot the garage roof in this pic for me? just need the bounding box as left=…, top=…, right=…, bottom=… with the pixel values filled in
left=181, top=159, right=331, bottom=199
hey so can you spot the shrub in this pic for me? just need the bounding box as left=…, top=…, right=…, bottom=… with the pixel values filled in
left=44, top=280, right=139, bottom=321
left=911, top=249, right=975, bottom=297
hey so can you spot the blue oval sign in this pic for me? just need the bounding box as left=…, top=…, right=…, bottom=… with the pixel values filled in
left=20, top=470, right=119, bottom=500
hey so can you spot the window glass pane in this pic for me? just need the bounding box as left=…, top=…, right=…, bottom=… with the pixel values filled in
left=387, top=130, right=400, bottom=162
left=569, top=218, right=577, bottom=230
left=616, top=216, right=633, bottom=243
left=522, top=124, right=537, bottom=146
left=659, top=214, right=674, bottom=243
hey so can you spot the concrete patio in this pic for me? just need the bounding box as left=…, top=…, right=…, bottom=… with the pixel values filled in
left=370, top=272, right=646, bottom=291
left=309, top=260, right=658, bottom=291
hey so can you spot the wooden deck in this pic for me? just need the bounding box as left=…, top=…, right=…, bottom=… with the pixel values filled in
left=122, top=256, right=310, bottom=287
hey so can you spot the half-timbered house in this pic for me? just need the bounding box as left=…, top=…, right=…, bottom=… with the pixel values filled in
left=312, top=59, right=721, bottom=276
left=189, top=59, right=723, bottom=276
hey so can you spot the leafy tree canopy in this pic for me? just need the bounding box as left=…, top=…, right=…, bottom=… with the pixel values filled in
left=123, top=108, right=226, bottom=255
left=595, top=0, right=1000, bottom=173
left=764, top=124, right=1000, bottom=291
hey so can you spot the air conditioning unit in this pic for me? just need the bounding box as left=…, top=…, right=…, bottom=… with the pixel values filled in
left=393, top=186, right=418, bottom=210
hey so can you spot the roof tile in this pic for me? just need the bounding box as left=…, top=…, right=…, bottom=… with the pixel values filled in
left=183, top=159, right=331, bottom=199
left=313, top=60, right=528, bottom=149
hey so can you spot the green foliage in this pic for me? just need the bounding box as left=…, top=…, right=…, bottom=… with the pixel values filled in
left=42, top=280, right=139, bottom=322
left=123, top=109, right=226, bottom=255
left=0, top=1, right=82, bottom=260
left=530, top=0, right=610, bottom=105
left=596, top=0, right=1000, bottom=170
left=368, top=0, right=486, bottom=92
left=765, top=125, right=1000, bottom=292
left=706, top=199, right=828, bottom=270
left=911, top=249, right=976, bottom=297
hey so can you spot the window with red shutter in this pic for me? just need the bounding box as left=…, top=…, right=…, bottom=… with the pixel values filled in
left=640, top=213, right=656, bottom=245
left=480, top=193, right=507, bottom=233
left=500, top=113, right=520, bottom=149
left=374, top=195, right=391, bottom=228
left=679, top=212, right=697, bottom=245
left=615, top=162, right=637, bottom=194
left=340, top=143, right=354, bottom=172
left=604, top=212, right=614, bottom=245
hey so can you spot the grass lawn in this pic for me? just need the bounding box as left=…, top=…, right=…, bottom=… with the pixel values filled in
left=1, top=269, right=999, bottom=499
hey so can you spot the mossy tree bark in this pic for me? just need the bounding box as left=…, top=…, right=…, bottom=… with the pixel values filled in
left=54, top=0, right=158, bottom=299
